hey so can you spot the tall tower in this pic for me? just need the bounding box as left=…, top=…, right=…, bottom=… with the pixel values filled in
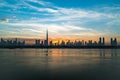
left=111, top=38, right=113, bottom=45
left=99, top=37, right=102, bottom=45
left=114, top=38, right=117, bottom=46
left=46, top=29, right=48, bottom=46
left=103, top=37, right=105, bottom=45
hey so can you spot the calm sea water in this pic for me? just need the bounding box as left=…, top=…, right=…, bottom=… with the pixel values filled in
left=0, top=49, right=120, bottom=80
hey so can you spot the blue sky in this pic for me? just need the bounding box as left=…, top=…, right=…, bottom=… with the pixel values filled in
left=0, top=0, right=120, bottom=41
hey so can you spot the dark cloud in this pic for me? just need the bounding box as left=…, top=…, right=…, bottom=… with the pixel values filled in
left=1, top=18, right=9, bottom=22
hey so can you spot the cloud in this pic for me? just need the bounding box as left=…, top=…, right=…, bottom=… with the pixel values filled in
left=21, top=0, right=109, bottom=19
left=4, top=22, right=103, bottom=38
left=22, top=0, right=58, bottom=13
left=27, top=0, right=53, bottom=6
left=0, top=0, right=119, bottom=38
left=1, top=18, right=9, bottom=23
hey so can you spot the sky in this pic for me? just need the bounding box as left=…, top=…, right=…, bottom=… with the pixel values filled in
left=0, top=0, right=120, bottom=42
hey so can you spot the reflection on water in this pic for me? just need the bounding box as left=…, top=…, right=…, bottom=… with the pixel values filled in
left=0, top=49, right=120, bottom=80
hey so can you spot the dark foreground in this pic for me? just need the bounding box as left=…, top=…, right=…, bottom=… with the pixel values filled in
left=0, top=49, right=120, bottom=80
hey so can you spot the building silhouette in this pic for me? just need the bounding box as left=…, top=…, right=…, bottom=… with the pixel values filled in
left=32, top=30, right=119, bottom=47
left=111, top=38, right=117, bottom=46
left=61, top=40, right=65, bottom=46
left=43, top=29, right=48, bottom=46
left=49, top=40, right=53, bottom=46
left=1, top=29, right=119, bottom=48
left=34, top=29, right=49, bottom=46
left=0, top=38, right=25, bottom=47
left=98, top=37, right=105, bottom=46
left=35, top=39, right=40, bottom=46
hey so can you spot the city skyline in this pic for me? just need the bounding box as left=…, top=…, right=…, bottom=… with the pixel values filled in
left=0, top=29, right=119, bottom=47
left=0, top=30, right=120, bottom=45
left=0, top=0, right=120, bottom=40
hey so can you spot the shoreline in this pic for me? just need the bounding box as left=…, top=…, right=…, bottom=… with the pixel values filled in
left=0, top=46, right=120, bottom=49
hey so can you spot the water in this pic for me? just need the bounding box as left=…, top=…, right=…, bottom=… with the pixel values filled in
left=0, top=49, right=120, bottom=80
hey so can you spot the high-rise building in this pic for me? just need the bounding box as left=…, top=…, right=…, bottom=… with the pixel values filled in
left=99, top=37, right=102, bottom=45
left=61, top=40, right=65, bottom=46
left=49, top=40, right=53, bottom=46
left=103, top=37, right=105, bottom=45
left=111, top=38, right=117, bottom=46
left=35, top=40, right=40, bottom=46
left=41, top=40, right=43, bottom=46
left=114, top=38, right=118, bottom=46
left=98, top=37, right=105, bottom=46
left=111, top=38, right=113, bottom=45
left=44, top=29, right=48, bottom=46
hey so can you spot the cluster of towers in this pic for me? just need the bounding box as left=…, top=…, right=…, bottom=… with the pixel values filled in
left=34, top=30, right=118, bottom=47
left=35, top=29, right=48, bottom=46
left=0, top=38, right=25, bottom=46
left=45, top=37, right=106, bottom=47
left=0, top=30, right=118, bottom=47
left=98, top=37, right=105, bottom=46
left=111, top=38, right=117, bottom=46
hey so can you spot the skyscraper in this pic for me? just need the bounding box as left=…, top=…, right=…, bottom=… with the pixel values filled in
left=99, top=37, right=102, bottom=46
left=103, top=37, right=105, bottom=46
left=35, top=40, right=40, bottom=46
left=43, top=29, right=48, bottom=46
left=111, top=38, right=117, bottom=46
left=98, top=37, right=105, bottom=46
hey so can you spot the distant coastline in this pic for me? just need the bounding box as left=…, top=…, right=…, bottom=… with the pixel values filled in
left=0, top=30, right=119, bottom=49
left=0, top=45, right=120, bottom=49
